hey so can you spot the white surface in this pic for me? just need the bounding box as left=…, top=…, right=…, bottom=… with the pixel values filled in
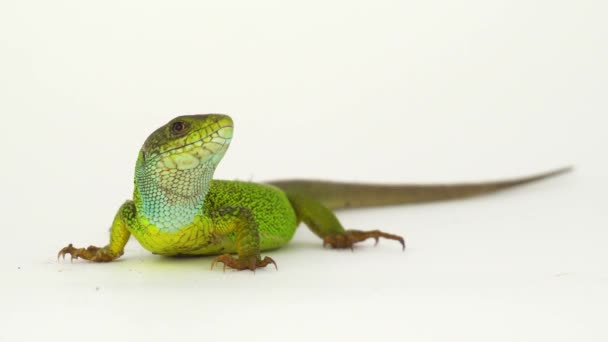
left=1, top=0, right=606, bottom=341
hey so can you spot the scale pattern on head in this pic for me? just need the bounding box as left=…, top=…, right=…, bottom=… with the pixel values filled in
left=134, top=114, right=234, bottom=231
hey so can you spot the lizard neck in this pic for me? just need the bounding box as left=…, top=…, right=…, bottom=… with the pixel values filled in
left=134, top=156, right=216, bottom=232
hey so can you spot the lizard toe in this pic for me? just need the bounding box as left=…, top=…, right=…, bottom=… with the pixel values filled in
left=323, top=229, right=405, bottom=251
left=211, top=254, right=278, bottom=272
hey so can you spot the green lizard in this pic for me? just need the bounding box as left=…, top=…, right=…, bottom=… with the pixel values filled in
left=58, top=114, right=570, bottom=271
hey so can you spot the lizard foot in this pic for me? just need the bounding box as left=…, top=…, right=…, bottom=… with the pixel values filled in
left=57, top=244, right=121, bottom=262
left=211, top=254, right=278, bottom=272
left=323, top=229, right=405, bottom=251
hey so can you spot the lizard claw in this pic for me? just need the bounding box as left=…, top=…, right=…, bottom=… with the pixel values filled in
left=323, top=229, right=405, bottom=251
left=57, top=243, right=120, bottom=262
left=211, top=254, right=278, bottom=272
left=57, top=243, right=76, bottom=261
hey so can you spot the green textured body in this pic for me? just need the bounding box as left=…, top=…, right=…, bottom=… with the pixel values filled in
left=130, top=180, right=297, bottom=256
left=58, top=114, right=570, bottom=270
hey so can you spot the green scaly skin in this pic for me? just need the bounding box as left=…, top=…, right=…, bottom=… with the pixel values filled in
left=58, top=114, right=571, bottom=271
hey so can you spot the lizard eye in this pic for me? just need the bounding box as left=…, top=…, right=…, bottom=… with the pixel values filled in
left=170, top=121, right=187, bottom=135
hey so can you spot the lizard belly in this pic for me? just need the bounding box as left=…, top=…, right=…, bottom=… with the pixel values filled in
left=130, top=217, right=227, bottom=256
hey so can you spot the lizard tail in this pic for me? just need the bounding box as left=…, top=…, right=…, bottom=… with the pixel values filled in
left=267, top=166, right=572, bottom=210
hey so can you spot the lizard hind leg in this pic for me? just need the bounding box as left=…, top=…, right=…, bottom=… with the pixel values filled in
left=286, top=194, right=405, bottom=251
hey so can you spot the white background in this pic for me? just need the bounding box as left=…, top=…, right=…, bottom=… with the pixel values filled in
left=1, top=0, right=606, bottom=341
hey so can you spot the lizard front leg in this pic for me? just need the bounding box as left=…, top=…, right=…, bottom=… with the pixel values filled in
left=209, top=206, right=277, bottom=271
left=58, top=201, right=135, bottom=262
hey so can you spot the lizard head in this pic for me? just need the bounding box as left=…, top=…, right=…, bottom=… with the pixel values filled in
left=139, top=114, right=234, bottom=170
left=134, top=114, right=234, bottom=230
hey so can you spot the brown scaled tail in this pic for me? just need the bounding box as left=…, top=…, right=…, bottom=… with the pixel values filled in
left=267, top=167, right=572, bottom=210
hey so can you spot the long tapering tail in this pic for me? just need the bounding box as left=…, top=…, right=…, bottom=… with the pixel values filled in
left=267, top=167, right=572, bottom=210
